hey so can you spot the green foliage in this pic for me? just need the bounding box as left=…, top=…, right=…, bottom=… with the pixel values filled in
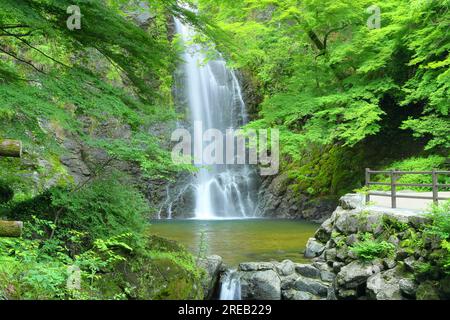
left=52, top=173, right=149, bottom=246
left=350, top=233, right=396, bottom=261
left=424, top=202, right=450, bottom=275
left=371, top=156, right=450, bottom=191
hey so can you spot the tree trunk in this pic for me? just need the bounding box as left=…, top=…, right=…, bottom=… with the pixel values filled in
left=0, top=139, right=22, bottom=158
left=0, top=220, right=23, bottom=237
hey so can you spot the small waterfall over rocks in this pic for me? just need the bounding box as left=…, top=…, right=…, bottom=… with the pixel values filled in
left=219, top=270, right=241, bottom=300
left=160, top=17, right=259, bottom=219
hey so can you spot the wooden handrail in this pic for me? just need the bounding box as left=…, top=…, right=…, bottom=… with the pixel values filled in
left=365, top=168, right=450, bottom=208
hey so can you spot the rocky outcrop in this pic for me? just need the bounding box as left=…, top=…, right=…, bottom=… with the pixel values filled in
left=256, top=174, right=337, bottom=222
left=300, top=193, right=449, bottom=300
left=236, top=260, right=333, bottom=300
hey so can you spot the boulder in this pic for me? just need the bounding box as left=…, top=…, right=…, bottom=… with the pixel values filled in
left=313, top=261, right=336, bottom=283
left=403, top=256, right=417, bottom=272
left=383, top=259, right=397, bottom=270
left=240, top=270, right=281, bottom=300
left=339, top=194, right=364, bottom=210
left=336, top=260, right=383, bottom=289
left=295, top=264, right=320, bottom=279
left=280, top=274, right=299, bottom=290
left=197, top=255, right=223, bottom=299
left=304, top=238, right=325, bottom=258
left=366, top=268, right=403, bottom=300
left=334, top=209, right=384, bottom=235
left=282, top=289, right=315, bottom=300
left=275, top=260, right=295, bottom=276
left=294, top=276, right=329, bottom=297
left=324, top=248, right=337, bottom=262
left=399, top=278, right=418, bottom=298
left=239, top=262, right=274, bottom=272
left=314, top=218, right=333, bottom=243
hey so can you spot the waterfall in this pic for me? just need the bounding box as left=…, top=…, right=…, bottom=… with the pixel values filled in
left=174, top=18, right=259, bottom=219
left=219, top=270, right=241, bottom=300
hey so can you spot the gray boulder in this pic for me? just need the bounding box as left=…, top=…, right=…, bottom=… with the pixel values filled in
left=295, top=264, right=320, bottom=279
left=294, top=276, right=329, bottom=297
left=280, top=274, right=299, bottom=290
left=305, top=238, right=325, bottom=258
left=239, top=262, right=274, bottom=272
left=336, top=260, right=383, bottom=289
left=240, top=270, right=281, bottom=300
left=399, top=278, right=418, bottom=298
left=366, top=268, right=403, bottom=300
left=282, top=289, right=315, bottom=300
left=339, top=194, right=365, bottom=210
left=314, top=218, right=333, bottom=243
left=275, top=260, right=295, bottom=276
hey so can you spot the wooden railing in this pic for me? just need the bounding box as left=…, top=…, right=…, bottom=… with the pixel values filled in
left=365, top=168, right=450, bottom=208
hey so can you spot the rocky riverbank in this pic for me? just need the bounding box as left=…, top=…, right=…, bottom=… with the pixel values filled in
left=210, top=194, right=450, bottom=300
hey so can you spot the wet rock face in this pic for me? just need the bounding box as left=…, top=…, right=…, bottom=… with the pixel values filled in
left=256, top=174, right=337, bottom=221
left=198, top=255, right=223, bottom=299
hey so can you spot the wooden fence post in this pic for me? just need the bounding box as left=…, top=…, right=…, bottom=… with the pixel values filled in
left=432, top=169, right=438, bottom=205
left=391, top=169, right=397, bottom=208
left=365, top=168, right=370, bottom=204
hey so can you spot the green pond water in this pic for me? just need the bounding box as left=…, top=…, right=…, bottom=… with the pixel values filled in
left=149, top=219, right=319, bottom=266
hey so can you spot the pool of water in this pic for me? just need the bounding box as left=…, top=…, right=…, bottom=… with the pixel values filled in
left=148, top=219, right=319, bottom=266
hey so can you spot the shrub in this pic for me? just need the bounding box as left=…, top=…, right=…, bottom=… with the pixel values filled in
left=425, top=201, right=450, bottom=274
left=6, top=171, right=149, bottom=251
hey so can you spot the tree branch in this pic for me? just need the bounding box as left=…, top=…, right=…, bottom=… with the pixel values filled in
left=0, top=47, right=46, bottom=74
left=0, top=28, right=70, bottom=68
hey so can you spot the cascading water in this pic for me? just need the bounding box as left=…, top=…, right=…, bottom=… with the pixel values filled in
left=173, top=18, right=259, bottom=219
left=219, top=270, right=241, bottom=300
